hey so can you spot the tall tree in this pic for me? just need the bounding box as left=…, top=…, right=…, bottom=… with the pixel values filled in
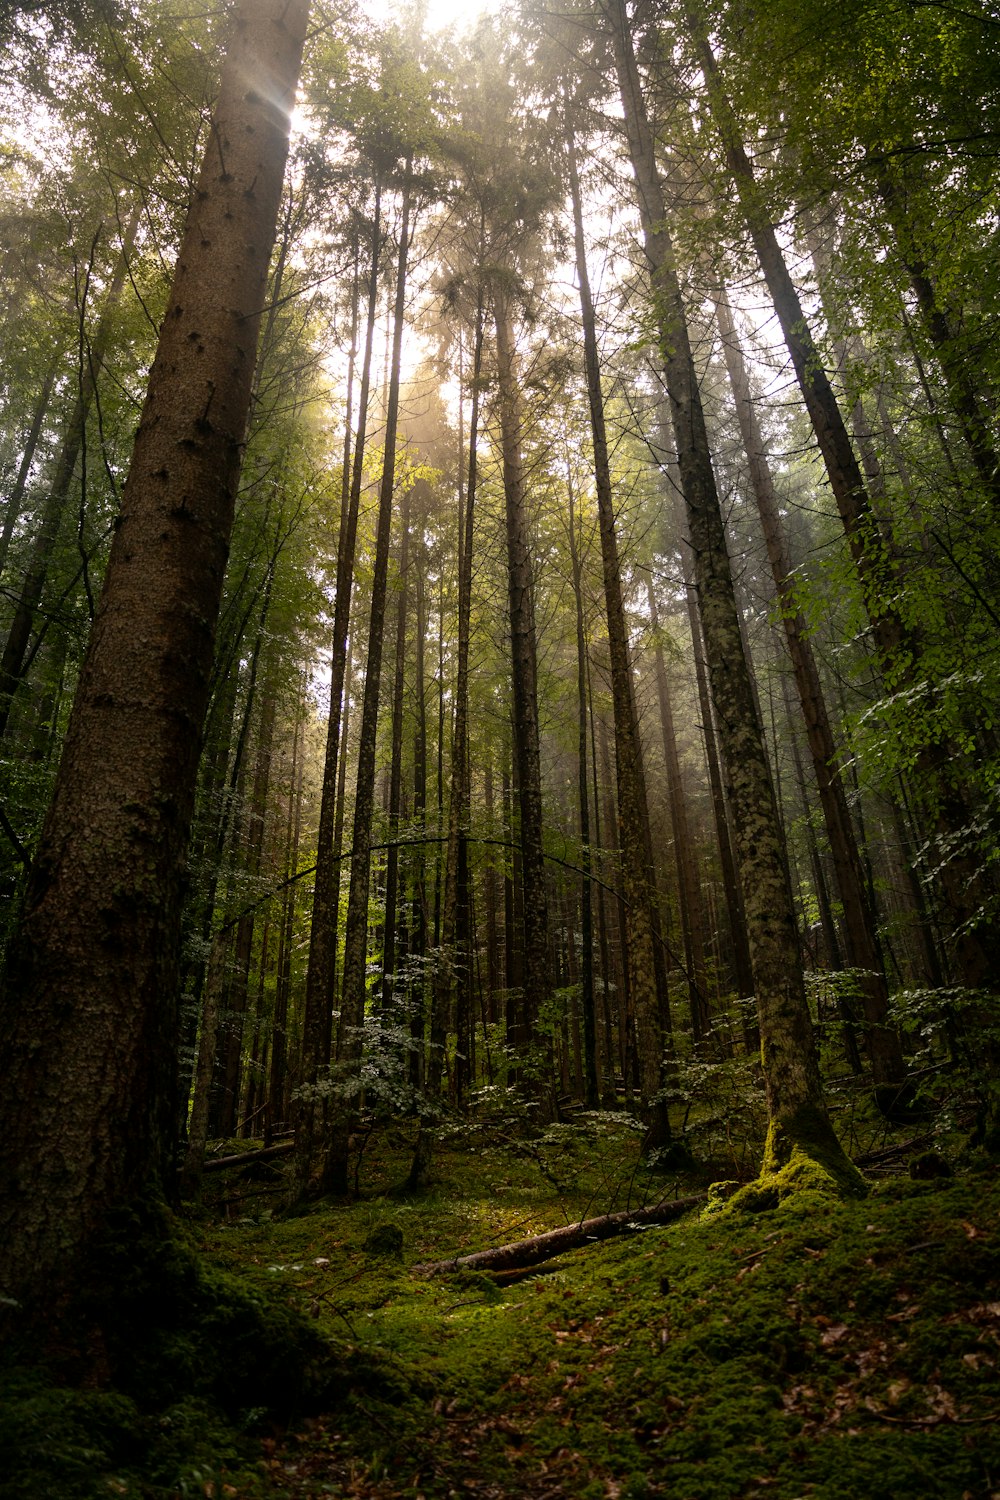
left=602, top=0, right=862, bottom=1193
left=0, top=0, right=310, bottom=1325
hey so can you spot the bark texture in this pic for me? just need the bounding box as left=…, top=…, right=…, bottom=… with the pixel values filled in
left=0, top=0, right=309, bottom=1323
left=413, top=1194, right=705, bottom=1277
left=567, top=117, right=669, bottom=1131
left=494, top=290, right=550, bottom=1080
left=606, top=0, right=858, bottom=1188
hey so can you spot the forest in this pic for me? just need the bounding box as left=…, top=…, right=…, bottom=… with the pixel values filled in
left=0, top=0, right=998, bottom=1494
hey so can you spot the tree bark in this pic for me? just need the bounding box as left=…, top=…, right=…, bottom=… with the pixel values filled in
left=494, top=289, right=550, bottom=1088
left=605, top=0, right=860, bottom=1191
left=566, top=120, right=669, bottom=1136
left=325, top=167, right=413, bottom=1193
left=413, top=1194, right=705, bottom=1277
left=0, top=0, right=310, bottom=1325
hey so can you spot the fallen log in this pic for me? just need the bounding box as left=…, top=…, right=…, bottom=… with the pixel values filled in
left=411, top=1194, right=706, bottom=1277
left=199, top=1140, right=295, bottom=1174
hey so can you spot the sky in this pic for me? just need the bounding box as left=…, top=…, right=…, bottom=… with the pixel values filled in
left=364, top=0, right=500, bottom=34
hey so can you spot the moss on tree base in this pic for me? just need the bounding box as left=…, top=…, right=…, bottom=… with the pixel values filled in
left=707, top=1105, right=868, bottom=1216
left=0, top=1194, right=407, bottom=1498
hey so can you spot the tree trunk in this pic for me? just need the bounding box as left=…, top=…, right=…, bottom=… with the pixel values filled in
left=326, top=167, right=412, bottom=1193
left=606, top=0, right=861, bottom=1193
left=0, top=357, right=57, bottom=582
left=295, top=199, right=381, bottom=1197
left=493, top=289, right=550, bottom=1089
left=413, top=1195, right=705, bottom=1278
left=437, top=280, right=485, bottom=1105
left=566, top=121, right=669, bottom=1137
left=713, top=289, right=904, bottom=1089
left=381, top=479, right=413, bottom=1014
left=565, top=466, right=600, bottom=1109
left=0, top=210, right=139, bottom=742
left=645, top=574, right=711, bottom=1050
left=0, top=0, right=310, bottom=1325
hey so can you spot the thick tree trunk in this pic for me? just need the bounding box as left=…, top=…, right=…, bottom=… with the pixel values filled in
left=0, top=0, right=310, bottom=1325
left=606, top=0, right=860, bottom=1192
left=713, top=290, right=904, bottom=1089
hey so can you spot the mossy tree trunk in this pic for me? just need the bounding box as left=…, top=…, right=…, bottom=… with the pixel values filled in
left=0, top=0, right=310, bottom=1327
left=713, top=289, right=905, bottom=1091
left=604, top=0, right=861, bottom=1194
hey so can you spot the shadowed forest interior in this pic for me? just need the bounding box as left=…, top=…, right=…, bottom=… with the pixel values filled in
left=0, top=0, right=999, bottom=1494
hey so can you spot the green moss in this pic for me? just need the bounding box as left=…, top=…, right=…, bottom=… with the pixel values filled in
left=7, top=1122, right=1000, bottom=1497
left=706, top=1105, right=868, bottom=1217
left=0, top=1193, right=409, bottom=1499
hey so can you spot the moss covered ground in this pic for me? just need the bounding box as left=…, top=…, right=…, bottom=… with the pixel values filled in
left=2, top=1113, right=999, bottom=1498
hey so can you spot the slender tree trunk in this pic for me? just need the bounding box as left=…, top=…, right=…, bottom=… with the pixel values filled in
left=295, top=203, right=380, bottom=1196
left=410, top=556, right=429, bottom=1090
left=0, top=0, right=310, bottom=1324
left=606, top=0, right=860, bottom=1191
left=566, top=123, right=669, bottom=1136
left=493, top=289, right=550, bottom=1089
left=326, top=167, right=413, bottom=1192
left=381, top=479, right=413, bottom=1013
left=588, top=681, right=617, bottom=1104
left=0, top=210, right=140, bottom=741
left=437, top=278, right=485, bottom=1104
left=645, top=574, right=711, bottom=1049
left=266, top=710, right=305, bottom=1147
left=870, top=160, right=1000, bottom=511
left=565, top=462, right=600, bottom=1108
left=216, top=682, right=277, bottom=1137
left=0, top=358, right=58, bottom=582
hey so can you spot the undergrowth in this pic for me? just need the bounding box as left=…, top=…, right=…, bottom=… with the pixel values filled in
left=2, top=1106, right=998, bottom=1498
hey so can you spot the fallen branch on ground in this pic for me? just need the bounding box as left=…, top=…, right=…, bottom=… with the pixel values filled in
left=199, top=1140, right=295, bottom=1174
left=411, top=1194, right=706, bottom=1277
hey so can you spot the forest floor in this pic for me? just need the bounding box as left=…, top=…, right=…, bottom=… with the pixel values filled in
left=4, top=1107, right=1000, bottom=1499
